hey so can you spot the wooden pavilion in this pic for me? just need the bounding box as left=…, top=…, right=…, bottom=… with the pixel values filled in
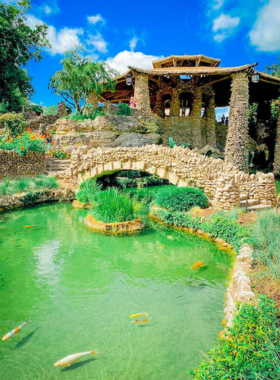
left=97, top=54, right=280, bottom=173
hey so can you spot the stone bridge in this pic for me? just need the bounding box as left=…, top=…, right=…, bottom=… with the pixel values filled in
left=61, top=145, right=277, bottom=210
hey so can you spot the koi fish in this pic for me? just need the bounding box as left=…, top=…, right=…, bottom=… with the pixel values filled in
left=24, top=225, right=35, bottom=228
left=129, top=312, right=149, bottom=318
left=191, top=261, right=204, bottom=270
left=167, top=235, right=174, bottom=240
left=54, top=350, right=97, bottom=367
left=162, top=244, right=165, bottom=248
left=131, top=318, right=151, bottom=324
left=2, top=319, right=30, bottom=341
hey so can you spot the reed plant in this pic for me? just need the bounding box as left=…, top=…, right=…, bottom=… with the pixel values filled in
left=91, top=188, right=135, bottom=223
left=76, top=179, right=101, bottom=203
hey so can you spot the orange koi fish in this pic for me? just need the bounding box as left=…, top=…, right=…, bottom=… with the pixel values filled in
left=162, top=244, right=165, bottom=248
left=24, top=225, right=35, bottom=228
left=2, top=319, right=30, bottom=341
left=54, top=350, right=97, bottom=367
left=129, top=312, right=149, bottom=318
left=191, top=261, right=204, bottom=270
left=131, top=318, right=151, bottom=324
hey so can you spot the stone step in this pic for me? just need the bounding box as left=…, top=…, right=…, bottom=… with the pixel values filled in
left=240, top=199, right=260, bottom=207
left=247, top=204, right=272, bottom=211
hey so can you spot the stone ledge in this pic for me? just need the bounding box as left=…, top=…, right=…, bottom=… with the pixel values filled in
left=85, top=215, right=144, bottom=234
left=0, top=189, right=75, bottom=212
left=72, top=200, right=91, bottom=209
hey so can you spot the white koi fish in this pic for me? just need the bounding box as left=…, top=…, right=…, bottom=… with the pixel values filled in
left=54, top=350, right=97, bottom=367
left=2, top=319, right=30, bottom=341
left=167, top=235, right=174, bottom=240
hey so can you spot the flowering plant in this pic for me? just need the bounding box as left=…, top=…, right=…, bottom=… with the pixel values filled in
left=0, top=130, right=46, bottom=156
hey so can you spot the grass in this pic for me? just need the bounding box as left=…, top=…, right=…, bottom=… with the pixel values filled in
left=91, top=188, right=136, bottom=223
left=252, top=210, right=280, bottom=281
left=275, top=180, right=280, bottom=196
left=0, top=176, right=59, bottom=197
left=76, top=178, right=101, bottom=204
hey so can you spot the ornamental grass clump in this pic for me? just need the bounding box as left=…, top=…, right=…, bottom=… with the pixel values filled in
left=0, top=176, right=59, bottom=197
left=190, top=295, right=280, bottom=380
left=76, top=179, right=101, bottom=204
left=91, top=188, right=135, bottom=223
left=253, top=210, right=280, bottom=280
left=154, top=186, right=208, bottom=212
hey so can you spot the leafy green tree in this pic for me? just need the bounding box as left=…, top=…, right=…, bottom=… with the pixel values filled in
left=266, top=57, right=280, bottom=77
left=0, top=0, right=49, bottom=111
left=49, top=45, right=118, bottom=112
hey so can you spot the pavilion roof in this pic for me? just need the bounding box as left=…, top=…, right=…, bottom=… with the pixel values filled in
left=152, top=54, right=221, bottom=68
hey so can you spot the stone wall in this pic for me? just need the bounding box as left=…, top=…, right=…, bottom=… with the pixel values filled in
left=0, top=150, right=46, bottom=179
left=224, top=244, right=255, bottom=327
left=273, top=102, right=280, bottom=174
left=61, top=145, right=277, bottom=210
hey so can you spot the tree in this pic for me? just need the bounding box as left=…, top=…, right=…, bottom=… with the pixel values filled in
left=49, top=45, right=118, bottom=112
left=266, top=57, right=280, bottom=78
left=0, top=0, right=50, bottom=111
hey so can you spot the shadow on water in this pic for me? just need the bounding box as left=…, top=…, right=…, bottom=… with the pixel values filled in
left=14, top=329, right=39, bottom=349
left=61, top=358, right=97, bottom=372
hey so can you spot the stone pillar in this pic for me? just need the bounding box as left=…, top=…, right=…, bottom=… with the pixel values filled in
left=155, top=92, right=164, bottom=118
left=225, top=73, right=249, bottom=172
left=170, top=88, right=180, bottom=117
left=134, top=73, right=151, bottom=115
left=273, top=101, right=280, bottom=174
left=87, top=93, right=99, bottom=108
left=190, top=87, right=203, bottom=148
left=57, top=101, right=69, bottom=118
left=204, top=89, right=216, bottom=147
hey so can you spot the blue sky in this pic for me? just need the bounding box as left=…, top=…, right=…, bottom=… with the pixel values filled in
left=5, top=0, right=280, bottom=113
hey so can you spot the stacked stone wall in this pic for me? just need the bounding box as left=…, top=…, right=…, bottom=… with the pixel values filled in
left=134, top=73, right=151, bottom=115
left=0, top=150, right=46, bottom=179
left=61, top=145, right=277, bottom=210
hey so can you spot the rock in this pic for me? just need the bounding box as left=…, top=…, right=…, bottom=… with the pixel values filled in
left=111, top=132, right=160, bottom=147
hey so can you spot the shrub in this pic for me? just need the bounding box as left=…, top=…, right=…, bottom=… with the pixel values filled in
left=253, top=210, right=280, bottom=280
left=168, top=136, right=189, bottom=148
left=62, top=107, right=105, bottom=121
left=0, top=113, right=27, bottom=137
left=43, top=105, right=58, bottom=115
left=22, top=191, right=40, bottom=204
left=92, top=188, right=135, bottom=223
left=154, top=186, right=208, bottom=212
left=0, top=131, right=46, bottom=156
left=190, top=295, right=280, bottom=380
left=0, top=100, right=9, bottom=114
left=76, top=178, right=101, bottom=203
left=52, top=150, right=67, bottom=159
left=117, top=103, right=131, bottom=116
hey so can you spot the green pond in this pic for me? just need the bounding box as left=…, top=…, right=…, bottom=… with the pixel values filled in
left=0, top=202, right=234, bottom=380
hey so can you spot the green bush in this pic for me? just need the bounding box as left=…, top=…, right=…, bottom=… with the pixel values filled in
left=253, top=210, right=280, bottom=280
left=168, top=136, right=189, bottom=148
left=150, top=207, right=253, bottom=251
left=0, top=113, right=27, bottom=137
left=62, top=107, right=105, bottom=121
left=0, top=100, right=9, bottom=114
left=92, top=188, right=135, bottom=223
left=76, top=178, right=101, bottom=203
left=43, top=105, right=58, bottom=115
left=52, top=150, right=68, bottom=159
left=190, top=295, right=280, bottom=380
left=117, top=103, right=131, bottom=116
left=154, top=186, right=208, bottom=212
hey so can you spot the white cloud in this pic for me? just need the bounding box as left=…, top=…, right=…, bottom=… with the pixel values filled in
left=48, top=26, right=84, bottom=55
left=129, top=37, right=138, bottom=51
left=87, top=33, right=108, bottom=53
left=213, top=13, right=240, bottom=32
left=249, top=0, right=280, bottom=52
left=106, top=50, right=162, bottom=75
left=212, top=13, right=240, bottom=42
left=87, top=14, right=105, bottom=25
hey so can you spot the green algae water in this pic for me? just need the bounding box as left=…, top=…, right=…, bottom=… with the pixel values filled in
left=0, top=203, right=233, bottom=380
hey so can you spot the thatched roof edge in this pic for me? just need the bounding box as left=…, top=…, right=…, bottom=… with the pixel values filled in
left=128, top=63, right=258, bottom=76
left=152, top=54, right=221, bottom=64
